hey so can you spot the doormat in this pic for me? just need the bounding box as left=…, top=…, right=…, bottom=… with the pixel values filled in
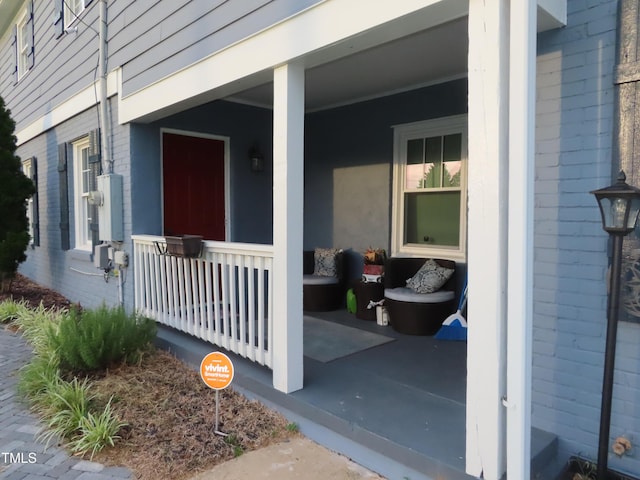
left=303, top=315, right=394, bottom=363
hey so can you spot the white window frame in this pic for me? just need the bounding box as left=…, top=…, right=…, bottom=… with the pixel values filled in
left=16, top=7, right=29, bottom=79
left=391, top=114, right=468, bottom=261
left=64, top=0, right=85, bottom=28
left=72, top=136, right=92, bottom=251
left=21, top=158, right=34, bottom=245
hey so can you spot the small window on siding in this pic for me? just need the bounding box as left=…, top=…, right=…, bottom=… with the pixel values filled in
left=21, top=157, right=39, bottom=247
left=55, top=0, right=93, bottom=35
left=64, top=0, right=86, bottom=28
left=64, top=0, right=91, bottom=28
left=13, top=2, right=34, bottom=82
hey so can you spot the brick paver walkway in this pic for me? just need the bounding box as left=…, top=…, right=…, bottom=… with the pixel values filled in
left=0, top=326, right=133, bottom=480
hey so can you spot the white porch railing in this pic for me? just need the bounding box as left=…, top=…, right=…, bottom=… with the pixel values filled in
left=132, top=235, right=274, bottom=368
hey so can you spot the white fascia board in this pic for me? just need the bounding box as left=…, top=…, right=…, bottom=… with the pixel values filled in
left=537, top=0, right=567, bottom=31
left=15, top=69, right=119, bottom=145
left=118, top=0, right=469, bottom=124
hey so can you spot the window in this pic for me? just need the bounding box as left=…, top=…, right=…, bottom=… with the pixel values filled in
left=17, top=10, right=29, bottom=78
left=72, top=137, right=92, bottom=251
left=21, top=158, right=35, bottom=245
left=64, top=0, right=86, bottom=28
left=12, top=2, right=34, bottom=82
left=392, top=115, right=468, bottom=260
left=55, top=0, right=94, bottom=37
left=59, top=130, right=99, bottom=252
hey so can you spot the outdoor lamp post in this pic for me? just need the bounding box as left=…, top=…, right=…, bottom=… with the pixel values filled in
left=591, top=170, right=640, bottom=479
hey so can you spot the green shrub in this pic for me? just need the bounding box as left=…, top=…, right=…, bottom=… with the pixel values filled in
left=49, top=304, right=156, bottom=373
left=0, top=95, right=36, bottom=293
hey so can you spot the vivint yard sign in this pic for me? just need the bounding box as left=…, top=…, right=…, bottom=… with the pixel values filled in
left=200, top=352, right=234, bottom=436
left=200, top=352, right=234, bottom=390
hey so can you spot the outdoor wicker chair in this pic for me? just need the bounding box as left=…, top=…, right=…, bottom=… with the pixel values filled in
left=303, top=249, right=346, bottom=311
left=383, top=257, right=456, bottom=335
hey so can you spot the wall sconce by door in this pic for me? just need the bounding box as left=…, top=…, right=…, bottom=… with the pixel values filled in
left=249, top=145, right=264, bottom=172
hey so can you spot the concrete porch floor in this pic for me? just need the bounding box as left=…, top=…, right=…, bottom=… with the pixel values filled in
left=156, top=309, right=557, bottom=480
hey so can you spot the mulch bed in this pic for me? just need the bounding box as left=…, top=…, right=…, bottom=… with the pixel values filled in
left=0, top=273, right=73, bottom=310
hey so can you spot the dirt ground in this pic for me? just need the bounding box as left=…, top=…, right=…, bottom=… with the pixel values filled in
left=189, top=437, right=386, bottom=480
left=1, top=274, right=386, bottom=480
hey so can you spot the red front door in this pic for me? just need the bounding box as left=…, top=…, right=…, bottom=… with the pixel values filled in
left=162, top=132, right=226, bottom=241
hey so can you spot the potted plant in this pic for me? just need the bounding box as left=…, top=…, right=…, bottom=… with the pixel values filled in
left=363, top=247, right=386, bottom=276
left=561, top=454, right=638, bottom=480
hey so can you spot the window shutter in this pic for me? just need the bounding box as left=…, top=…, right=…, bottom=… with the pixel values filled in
left=88, top=129, right=102, bottom=248
left=31, top=157, right=40, bottom=246
left=58, top=143, right=70, bottom=250
left=26, top=1, right=34, bottom=69
left=11, top=25, right=17, bottom=84
left=54, top=0, right=64, bottom=38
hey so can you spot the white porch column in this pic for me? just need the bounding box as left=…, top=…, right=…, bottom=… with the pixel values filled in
left=507, top=0, right=536, bottom=479
left=466, top=0, right=510, bottom=478
left=272, top=62, right=305, bottom=394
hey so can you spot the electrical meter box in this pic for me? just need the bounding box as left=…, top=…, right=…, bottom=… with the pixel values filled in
left=97, top=174, right=124, bottom=241
left=94, top=244, right=110, bottom=269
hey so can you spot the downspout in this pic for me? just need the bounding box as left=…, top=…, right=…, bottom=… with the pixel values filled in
left=98, top=0, right=112, bottom=174
left=98, top=0, right=123, bottom=307
left=506, top=0, right=536, bottom=478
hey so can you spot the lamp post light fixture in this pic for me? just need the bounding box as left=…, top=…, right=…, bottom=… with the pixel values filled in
left=591, top=170, right=640, bottom=479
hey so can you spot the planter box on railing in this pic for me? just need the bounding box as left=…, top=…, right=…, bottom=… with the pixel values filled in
left=164, top=235, right=203, bottom=258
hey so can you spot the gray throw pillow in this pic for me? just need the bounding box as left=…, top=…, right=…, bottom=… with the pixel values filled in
left=314, top=248, right=341, bottom=277
left=406, top=259, right=454, bottom=294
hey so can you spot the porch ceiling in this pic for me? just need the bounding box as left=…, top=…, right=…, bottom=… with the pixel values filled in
left=228, top=3, right=565, bottom=113
left=229, top=17, right=469, bottom=112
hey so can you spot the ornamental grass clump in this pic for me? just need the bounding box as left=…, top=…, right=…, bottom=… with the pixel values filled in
left=0, top=298, right=30, bottom=323
left=17, top=354, right=60, bottom=407
left=11, top=301, right=63, bottom=358
left=49, top=304, right=157, bottom=373
left=67, top=398, right=127, bottom=459
left=37, top=377, right=94, bottom=447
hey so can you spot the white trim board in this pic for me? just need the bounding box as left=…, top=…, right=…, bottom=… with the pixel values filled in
left=15, top=69, right=119, bottom=146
